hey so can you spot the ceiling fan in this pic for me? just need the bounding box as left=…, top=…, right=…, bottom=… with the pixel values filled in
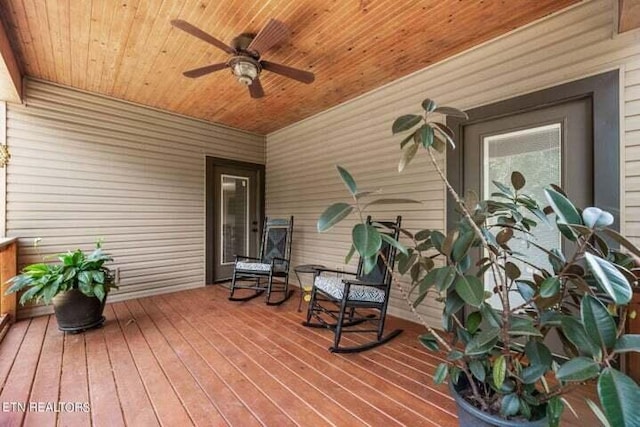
left=170, top=18, right=315, bottom=99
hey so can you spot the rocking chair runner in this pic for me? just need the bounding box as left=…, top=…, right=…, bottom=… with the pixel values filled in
left=303, top=216, right=402, bottom=353
left=229, top=216, right=294, bottom=305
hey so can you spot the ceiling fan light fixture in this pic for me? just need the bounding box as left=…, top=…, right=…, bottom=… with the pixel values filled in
left=230, top=57, right=260, bottom=85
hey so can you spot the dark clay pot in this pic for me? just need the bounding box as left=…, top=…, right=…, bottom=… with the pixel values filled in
left=52, top=289, right=106, bottom=332
left=449, top=380, right=548, bottom=427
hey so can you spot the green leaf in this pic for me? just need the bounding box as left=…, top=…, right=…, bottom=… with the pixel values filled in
left=546, top=396, right=564, bottom=427
left=511, top=171, right=526, bottom=191
left=521, top=364, right=548, bottom=384
left=493, top=355, right=506, bottom=389
left=585, top=399, right=612, bottom=427
left=345, top=244, right=356, bottom=264
left=20, top=286, right=42, bottom=305
left=602, top=228, right=640, bottom=258
left=399, top=132, right=414, bottom=149
left=480, top=303, right=502, bottom=327
left=421, top=98, right=437, bottom=112
left=561, top=316, right=601, bottom=358
left=584, top=252, right=632, bottom=305
left=352, top=223, right=382, bottom=258
left=434, top=106, right=468, bottom=118
left=362, top=255, right=377, bottom=274
left=504, top=262, right=521, bottom=281
left=93, top=284, right=106, bottom=302
left=508, top=316, right=542, bottom=337
left=501, top=393, right=520, bottom=417
left=433, top=363, right=448, bottom=384
left=392, top=114, right=422, bottom=134
left=336, top=165, right=357, bottom=195
left=492, top=180, right=513, bottom=197
left=419, top=125, right=434, bottom=148
left=524, top=341, right=552, bottom=368
left=581, top=294, right=617, bottom=349
left=454, top=275, right=484, bottom=307
left=597, top=368, right=640, bottom=427
left=419, top=334, right=439, bottom=352
left=466, top=311, right=482, bottom=334
left=397, top=253, right=416, bottom=275
left=613, top=334, right=640, bottom=353
left=556, top=357, right=601, bottom=381
left=42, top=281, right=60, bottom=304
left=544, top=188, right=582, bottom=225
left=451, top=231, right=474, bottom=262
left=447, top=350, right=464, bottom=361
left=398, top=142, right=419, bottom=172
left=379, top=233, right=408, bottom=256
left=317, top=203, right=353, bottom=232
left=516, top=281, right=535, bottom=302
left=430, top=230, right=445, bottom=251
left=465, top=327, right=500, bottom=356
left=582, top=207, right=614, bottom=229
left=539, top=277, right=561, bottom=298
left=430, top=122, right=456, bottom=149
left=469, top=360, right=486, bottom=382
left=434, top=266, right=457, bottom=292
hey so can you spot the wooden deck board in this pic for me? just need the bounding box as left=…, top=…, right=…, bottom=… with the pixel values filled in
left=23, top=316, right=63, bottom=427
left=111, top=301, right=194, bottom=426
left=0, top=285, right=601, bottom=426
left=58, top=324, right=90, bottom=426
left=85, top=315, right=126, bottom=426
left=102, top=305, right=160, bottom=427
left=140, top=296, right=263, bottom=427
left=123, top=298, right=226, bottom=426
left=0, top=316, right=47, bottom=427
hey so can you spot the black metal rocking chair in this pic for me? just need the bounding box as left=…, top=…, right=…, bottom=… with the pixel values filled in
left=302, top=216, right=402, bottom=353
left=229, top=216, right=294, bottom=305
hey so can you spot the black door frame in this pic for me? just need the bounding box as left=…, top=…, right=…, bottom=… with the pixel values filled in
left=206, top=157, right=265, bottom=284
left=447, top=70, right=620, bottom=232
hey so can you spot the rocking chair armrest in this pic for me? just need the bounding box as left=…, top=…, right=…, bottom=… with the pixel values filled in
left=315, top=268, right=357, bottom=277
left=270, top=257, right=290, bottom=265
left=342, top=278, right=387, bottom=289
left=235, top=255, right=262, bottom=262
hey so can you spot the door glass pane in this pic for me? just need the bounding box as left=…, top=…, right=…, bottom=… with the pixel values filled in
left=482, top=123, right=561, bottom=309
left=221, top=175, right=249, bottom=264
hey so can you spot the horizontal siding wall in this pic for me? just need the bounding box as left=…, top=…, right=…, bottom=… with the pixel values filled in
left=266, top=0, right=640, bottom=326
left=7, top=79, right=264, bottom=317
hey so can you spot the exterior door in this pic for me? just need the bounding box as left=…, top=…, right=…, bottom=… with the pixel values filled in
left=206, top=158, right=264, bottom=283
left=462, top=98, right=593, bottom=310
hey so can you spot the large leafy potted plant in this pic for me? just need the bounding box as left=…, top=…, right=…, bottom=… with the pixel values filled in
left=317, top=98, right=640, bottom=426
left=5, top=240, right=116, bottom=332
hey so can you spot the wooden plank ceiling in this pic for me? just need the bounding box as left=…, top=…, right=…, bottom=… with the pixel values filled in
left=0, top=0, right=579, bottom=135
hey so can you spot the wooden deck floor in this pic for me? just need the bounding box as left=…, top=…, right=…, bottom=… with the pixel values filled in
left=0, top=285, right=598, bottom=426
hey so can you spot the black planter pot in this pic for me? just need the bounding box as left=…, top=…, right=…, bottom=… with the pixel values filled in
left=52, top=289, right=106, bottom=332
left=449, top=379, right=548, bottom=427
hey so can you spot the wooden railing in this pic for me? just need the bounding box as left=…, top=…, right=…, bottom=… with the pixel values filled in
left=0, top=237, right=18, bottom=341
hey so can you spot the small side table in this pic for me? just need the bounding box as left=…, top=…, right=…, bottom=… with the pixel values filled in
left=294, top=264, right=325, bottom=312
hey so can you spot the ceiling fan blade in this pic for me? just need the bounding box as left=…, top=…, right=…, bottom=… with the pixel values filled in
left=247, top=19, right=290, bottom=55
left=171, top=19, right=236, bottom=55
left=183, top=63, right=228, bottom=78
left=248, top=78, right=265, bottom=99
left=261, top=60, right=315, bottom=84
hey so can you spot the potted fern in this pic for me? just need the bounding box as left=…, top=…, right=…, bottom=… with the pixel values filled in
left=5, top=240, right=116, bottom=332
left=318, top=98, right=640, bottom=426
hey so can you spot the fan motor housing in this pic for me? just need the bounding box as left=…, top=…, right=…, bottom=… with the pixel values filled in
left=228, top=56, right=261, bottom=86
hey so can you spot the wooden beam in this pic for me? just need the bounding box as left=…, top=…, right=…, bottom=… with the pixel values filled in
left=0, top=238, right=18, bottom=321
left=0, top=16, right=21, bottom=103
left=619, top=0, right=640, bottom=33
